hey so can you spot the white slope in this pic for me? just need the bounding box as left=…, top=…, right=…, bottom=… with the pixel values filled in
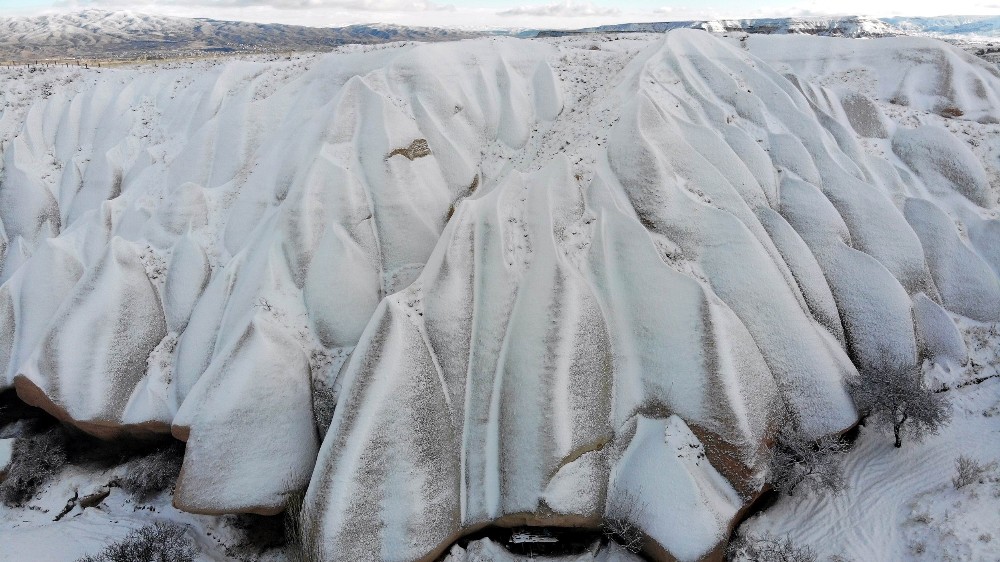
left=0, top=28, right=999, bottom=562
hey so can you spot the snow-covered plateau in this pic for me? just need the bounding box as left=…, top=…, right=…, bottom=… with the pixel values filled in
left=1, top=27, right=999, bottom=562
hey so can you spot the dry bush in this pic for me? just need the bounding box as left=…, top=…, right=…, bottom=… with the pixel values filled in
left=0, top=427, right=67, bottom=506
left=769, top=426, right=848, bottom=497
left=78, top=522, right=195, bottom=562
left=938, top=105, right=964, bottom=118
left=602, top=490, right=645, bottom=554
left=952, top=455, right=996, bottom=489
left=117, top=442, right=184, bottom=500
left=726, top=532, right=817, bottom=562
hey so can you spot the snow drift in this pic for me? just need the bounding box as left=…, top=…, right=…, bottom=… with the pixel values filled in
left=2, top=29, right=1000, bottom=561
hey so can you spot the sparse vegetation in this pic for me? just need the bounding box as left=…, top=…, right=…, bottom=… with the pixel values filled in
left=311, top=379, right=337, bottom=436
left=223, top=512, right=288, bottom=560
left=938, top=105, right=964, bottom=118
left=726, top=532, right=818, bottom=562
left=769, top=421, right=848, bottom=497
left=77, top=522, right=195, bottom=562
left=116, top=442, right=184, bottom=500
left=849, top=360, right=950, bottom=448
left=952, top=455, right=996, bottom=489
left=602, top=490, right=645, bottom=554
left=0, top=427, right=67, bottom=506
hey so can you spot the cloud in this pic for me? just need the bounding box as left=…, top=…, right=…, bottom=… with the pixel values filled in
left=498, top=0, right=620, bottom=18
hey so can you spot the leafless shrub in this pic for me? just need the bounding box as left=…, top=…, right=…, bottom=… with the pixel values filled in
left=726, top=532, right=817, bottom=562
left=0, top=427, right=67, bottom=506
left=117, top=443, right=184, bottom=500
left=223, top=513, right=286, bottom=559
left=849, top=360, right=950, bottom=448
left=769, top=426, right=848, bottom=497
left=78, top=522, right=195, bottom=562
left=910, top=510, right=933, bottom=525
left=952, top=455, right=996, bottom=489
left=602, top=490, right=645, bottom=554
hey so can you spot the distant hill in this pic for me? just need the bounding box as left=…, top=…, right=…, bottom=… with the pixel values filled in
left=884, top=15, right=1000, bottom=37
left=531, top=15, right=1000, bottom=40
left=553, top=15, right=902, bottom=38
left=0, top=10, right=480, bottom=62
left=6, top=11, right=1000, bottom=64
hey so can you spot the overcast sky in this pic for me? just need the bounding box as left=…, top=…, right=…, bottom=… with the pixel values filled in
left=5, top=0, right=1000, bottom=29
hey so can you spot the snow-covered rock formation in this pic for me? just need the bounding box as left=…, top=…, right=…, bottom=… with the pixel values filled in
left=2, top=28, right=1000, bottom=561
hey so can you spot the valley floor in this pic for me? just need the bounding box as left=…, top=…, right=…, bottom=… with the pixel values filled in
left=739, top=318, right=1000, bottom=562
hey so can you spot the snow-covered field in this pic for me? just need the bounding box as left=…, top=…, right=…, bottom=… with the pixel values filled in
left=741, top=318, right=1000, bottom=561
left=1, top=25, right=999, bottom=562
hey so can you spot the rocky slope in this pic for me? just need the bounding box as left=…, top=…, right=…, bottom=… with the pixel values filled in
left=1, top=28, right=1000, bottom=561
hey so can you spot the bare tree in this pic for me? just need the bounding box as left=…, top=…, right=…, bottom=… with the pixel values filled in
left=849, top=360, right=950, bottom=448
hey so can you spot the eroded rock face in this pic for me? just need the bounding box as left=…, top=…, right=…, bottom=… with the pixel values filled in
left=2, top=29, right=1000, bottom=561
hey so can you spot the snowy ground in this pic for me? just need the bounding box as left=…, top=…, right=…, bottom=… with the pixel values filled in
left=0, top=474, right=273, bottom=562
left=0, top=422, right=291, bottom=562
left=739, top=319, right=1000, bottom=562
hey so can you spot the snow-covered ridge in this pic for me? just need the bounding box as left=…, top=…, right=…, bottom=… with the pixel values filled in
left=885, top=15, right=1000, bottom=37
left=0, top=9, right=478, bottom=61
left=565, top=16, right=901, bottom=38
left=2, top=29, right=1000, bottom=561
